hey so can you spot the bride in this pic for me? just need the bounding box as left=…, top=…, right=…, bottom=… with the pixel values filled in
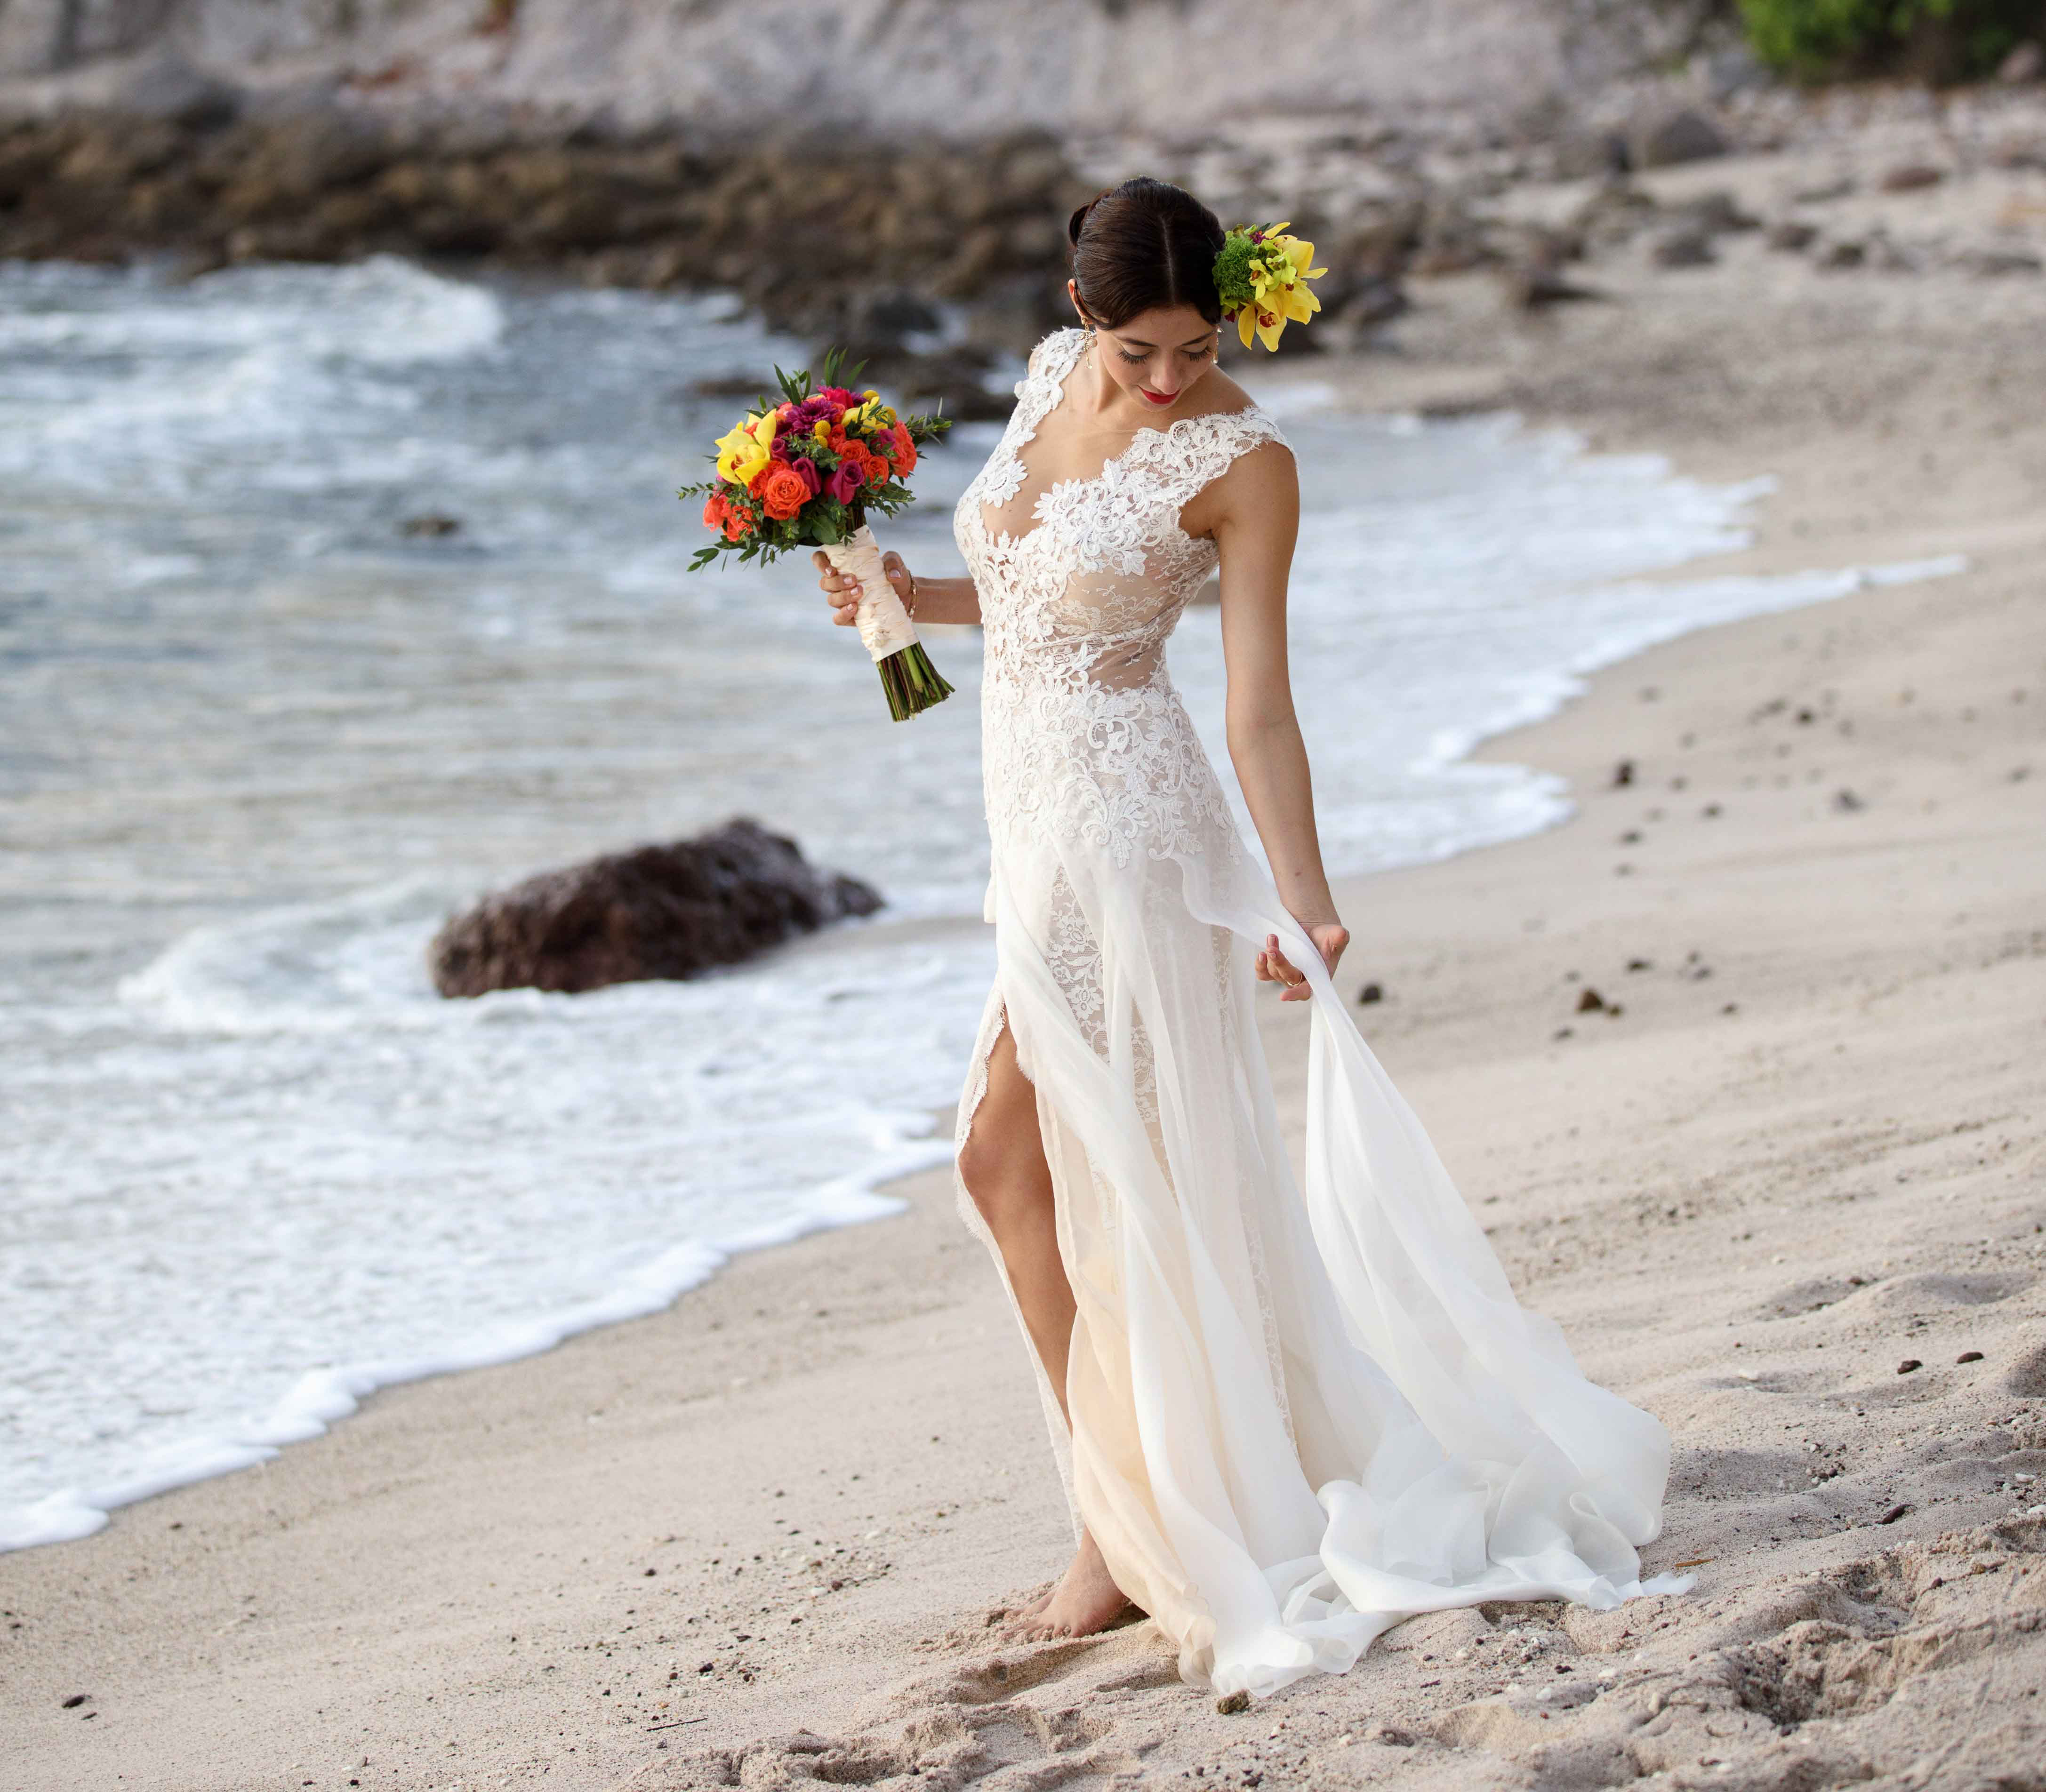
left=814, top=177, right=1681, bottom=1703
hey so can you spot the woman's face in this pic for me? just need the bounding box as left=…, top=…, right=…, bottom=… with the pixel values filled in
left=1069, top=283, right=1221, bottom=413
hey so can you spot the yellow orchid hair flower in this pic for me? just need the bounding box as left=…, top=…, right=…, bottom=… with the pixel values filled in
left=1214, top=220, right=1327, bottom=352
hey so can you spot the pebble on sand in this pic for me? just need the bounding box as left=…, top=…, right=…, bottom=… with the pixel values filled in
left=1899, top=1359, right=1923, bottom=1374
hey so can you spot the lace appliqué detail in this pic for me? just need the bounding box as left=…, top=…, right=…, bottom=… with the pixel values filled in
left=956, top=328, right=1292, bottom=873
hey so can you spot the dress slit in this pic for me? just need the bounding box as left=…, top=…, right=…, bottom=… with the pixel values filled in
left=951, top=991, right=1082, bottom=1536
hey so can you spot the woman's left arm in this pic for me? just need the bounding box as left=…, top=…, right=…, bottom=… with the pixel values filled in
left=1210, top=441, right=1349, bottom=1001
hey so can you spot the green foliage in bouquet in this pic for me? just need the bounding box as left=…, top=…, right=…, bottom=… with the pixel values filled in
left=1738, top=0, right=2042, bottom=80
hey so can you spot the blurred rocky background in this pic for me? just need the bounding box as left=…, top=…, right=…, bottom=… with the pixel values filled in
left=1, top=0, right=2043, bottom=409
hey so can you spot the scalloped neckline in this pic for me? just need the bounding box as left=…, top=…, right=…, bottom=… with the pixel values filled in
left=976, top=331, right=1262, bottom=552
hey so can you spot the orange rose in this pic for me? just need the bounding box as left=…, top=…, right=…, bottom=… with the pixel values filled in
left=758, top=462, right=811, bottom=521
left=721, top=504, right=751, bottom=542
left=890, top=422, right=917, bottom=476
left=826, top=424, right=852, bottom=457
left=701, top=491, right=727, bottom=531
left=856, top=444, right=891, bottom=486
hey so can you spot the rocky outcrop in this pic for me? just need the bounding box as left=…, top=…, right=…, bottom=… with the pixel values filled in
left=426, top=818, right=883, bottom=999
left=0, top=2, right=1703, bottom=142
left=0, top=94, right=1086, bottom=338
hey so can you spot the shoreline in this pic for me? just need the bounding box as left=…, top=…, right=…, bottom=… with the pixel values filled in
left=0, top=403, right=1954, bottom=1561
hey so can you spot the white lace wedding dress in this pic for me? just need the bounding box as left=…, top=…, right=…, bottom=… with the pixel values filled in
left=947, top=326, right=1681, bottom=1701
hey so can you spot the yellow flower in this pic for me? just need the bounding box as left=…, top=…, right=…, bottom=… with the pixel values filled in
left=812, top=418, right=830, bottom=445
left=1232, top=224, right=1327, bottom=352
left=714, top=409, right=779, bottom=487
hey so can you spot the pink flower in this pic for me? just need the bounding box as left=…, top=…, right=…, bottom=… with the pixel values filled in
left=827, top=457, right=866, bottom=505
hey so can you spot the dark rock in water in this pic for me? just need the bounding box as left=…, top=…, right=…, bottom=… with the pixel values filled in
left=1639, top=110, right=1729, bottom=170
left=428, top=818, right=883, bottom=998
left=686, top=372, right=778, bottom=400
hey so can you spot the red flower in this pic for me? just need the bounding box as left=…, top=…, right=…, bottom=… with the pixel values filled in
left=701, top=491, right=727, bottom=532
left=826, top=457, right=865, bottom=505
left=721, top=502, right=753, bottom=542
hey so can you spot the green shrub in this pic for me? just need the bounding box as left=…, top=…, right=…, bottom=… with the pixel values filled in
left=1738, top=0, right=2044, bottom=80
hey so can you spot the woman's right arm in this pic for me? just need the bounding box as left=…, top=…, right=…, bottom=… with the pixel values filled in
left=813, top=550, right=981, bottom=627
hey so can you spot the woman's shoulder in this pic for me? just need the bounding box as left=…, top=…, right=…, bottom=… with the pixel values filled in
left=1184, top=374, right=1292, bottom=456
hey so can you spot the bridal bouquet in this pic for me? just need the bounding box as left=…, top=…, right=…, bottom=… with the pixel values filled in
left=679, top=351, right=955, bottom=721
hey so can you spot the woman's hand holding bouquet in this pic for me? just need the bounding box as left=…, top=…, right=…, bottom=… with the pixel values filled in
left=680, top=350, right=954, bottom=720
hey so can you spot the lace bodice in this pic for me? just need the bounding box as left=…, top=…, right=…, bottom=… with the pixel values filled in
left=954, top=327, right=1291, bottom=870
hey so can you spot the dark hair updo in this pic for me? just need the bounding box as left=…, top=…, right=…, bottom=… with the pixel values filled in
left=1067, top=177, right=1226, bottom=332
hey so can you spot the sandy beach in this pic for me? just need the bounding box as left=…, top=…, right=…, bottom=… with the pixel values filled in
left=7, top=132, right=2046, bottom=1792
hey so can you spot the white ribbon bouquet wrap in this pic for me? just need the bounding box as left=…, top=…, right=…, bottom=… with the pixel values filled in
left=678, top=350, right=953, bottom=722
left=824, top=525, right=918, bottom=665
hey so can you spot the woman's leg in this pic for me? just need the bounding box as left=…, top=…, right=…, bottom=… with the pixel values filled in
left=957, top=1021, right=1133, bottom=1639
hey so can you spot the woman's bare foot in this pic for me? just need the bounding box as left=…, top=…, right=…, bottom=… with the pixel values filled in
left=1008, top=1530, right=1132, bottom=1640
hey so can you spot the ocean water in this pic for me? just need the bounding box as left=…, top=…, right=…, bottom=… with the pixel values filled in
left=0, top=256, right=1960, bottom=1551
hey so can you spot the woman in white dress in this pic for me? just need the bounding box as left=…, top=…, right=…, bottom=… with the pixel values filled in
left=815, top=177, right=1681, bottom=1703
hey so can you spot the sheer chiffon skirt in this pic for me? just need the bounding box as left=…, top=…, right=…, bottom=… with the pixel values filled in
left=951, top=818, right=1685, bottom=1701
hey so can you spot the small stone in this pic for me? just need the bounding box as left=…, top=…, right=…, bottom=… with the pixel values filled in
left=1356, top=982, right=1384, bottom=1006
left=1958, top=1351, right=1984, bottom=1364
left=1879, top=1503, right=1911, bottom=1525
left=1897, top=1359, right=1922, bottom=1375
left=1640, top=109, right=1729, bottom=169
left=1613, top=759, right=1635, bottom=787
left=1768, top=219, right=1818, bottom=252
left=1367, top=1723, right=1417, bottom=1746
left=1216, top=1689, right=1251, bottom=1714
left=1999, top=41, right=2043, bottom=82
left=1627, top=958, right=1652, bottom=971
left=1653, top=227, right=1717, bottom=269
left=398, top=512, right=462, bottom=537
left=1576, top=988, right=1606, bottom=1013
left=1835, top=788, right=1865, bottom=812
left=60, top=1695, right=87, bottom=1709
left=1880, top=164, right=1945, bottom=193
left=1553, top=1026, right=1574, bottom=1041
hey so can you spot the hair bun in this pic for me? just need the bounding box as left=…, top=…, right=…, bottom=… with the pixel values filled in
left=1067, top=193, right=1107, bottom=248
